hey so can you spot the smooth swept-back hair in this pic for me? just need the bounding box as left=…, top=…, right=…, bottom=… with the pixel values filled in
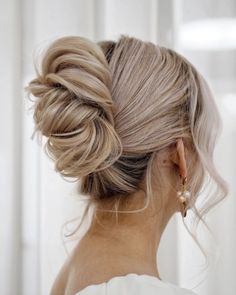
left=26, top=35, right=228, bottom=265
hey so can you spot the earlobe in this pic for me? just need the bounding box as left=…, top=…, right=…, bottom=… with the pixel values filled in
left=175, top=139, right=187, bottom=178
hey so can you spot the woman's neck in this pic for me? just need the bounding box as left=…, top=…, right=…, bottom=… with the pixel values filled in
left=75, top=189, right=175, bottom=281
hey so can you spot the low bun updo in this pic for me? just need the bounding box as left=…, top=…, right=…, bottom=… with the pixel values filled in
left=27, top=36, right=123, bottom=183
left=26, top=33, right=227, bottom=248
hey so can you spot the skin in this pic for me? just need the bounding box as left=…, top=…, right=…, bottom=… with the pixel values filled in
left=50, top=139, right=189, bottom=295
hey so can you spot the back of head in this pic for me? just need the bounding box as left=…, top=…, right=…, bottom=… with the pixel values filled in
left=26, top=34, right=228, bottom=225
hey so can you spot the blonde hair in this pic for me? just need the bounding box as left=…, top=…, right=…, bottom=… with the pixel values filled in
left=26, top=35, right=228, bottom=275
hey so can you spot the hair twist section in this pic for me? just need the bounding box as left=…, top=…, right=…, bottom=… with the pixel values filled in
left=27, top=36, right=123, bottom=177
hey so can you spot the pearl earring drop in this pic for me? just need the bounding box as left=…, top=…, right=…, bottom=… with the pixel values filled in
left=177, top=176, right=191, bottom=218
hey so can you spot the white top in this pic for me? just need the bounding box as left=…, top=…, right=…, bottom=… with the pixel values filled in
left=74, top=273, right=198, bottom=295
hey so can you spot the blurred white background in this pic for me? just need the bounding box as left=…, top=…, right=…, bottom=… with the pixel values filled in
left=1, top=0, right=236, bottom=294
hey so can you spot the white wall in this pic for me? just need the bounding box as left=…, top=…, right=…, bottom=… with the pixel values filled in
left=0, top=0, right=22, bottom=294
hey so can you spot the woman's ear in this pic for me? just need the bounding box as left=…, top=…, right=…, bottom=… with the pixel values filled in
left=171, top=138, right=187, bottom=178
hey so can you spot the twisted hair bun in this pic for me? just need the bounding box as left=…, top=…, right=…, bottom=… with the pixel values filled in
left=27, top=36, right=122, bottom=178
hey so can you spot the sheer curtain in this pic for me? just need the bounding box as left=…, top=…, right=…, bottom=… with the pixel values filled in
left=1, top=0, right=235, bottom=295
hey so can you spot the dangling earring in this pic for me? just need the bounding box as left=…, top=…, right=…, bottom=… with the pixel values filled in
left=177, top=176, right=191, bottom=218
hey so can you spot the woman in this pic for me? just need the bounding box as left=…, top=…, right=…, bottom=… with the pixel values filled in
left=26, top=35, right=228, bottom=295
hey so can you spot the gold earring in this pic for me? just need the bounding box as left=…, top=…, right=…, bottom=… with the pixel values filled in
left=177, top=176, right=191, bottom=218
